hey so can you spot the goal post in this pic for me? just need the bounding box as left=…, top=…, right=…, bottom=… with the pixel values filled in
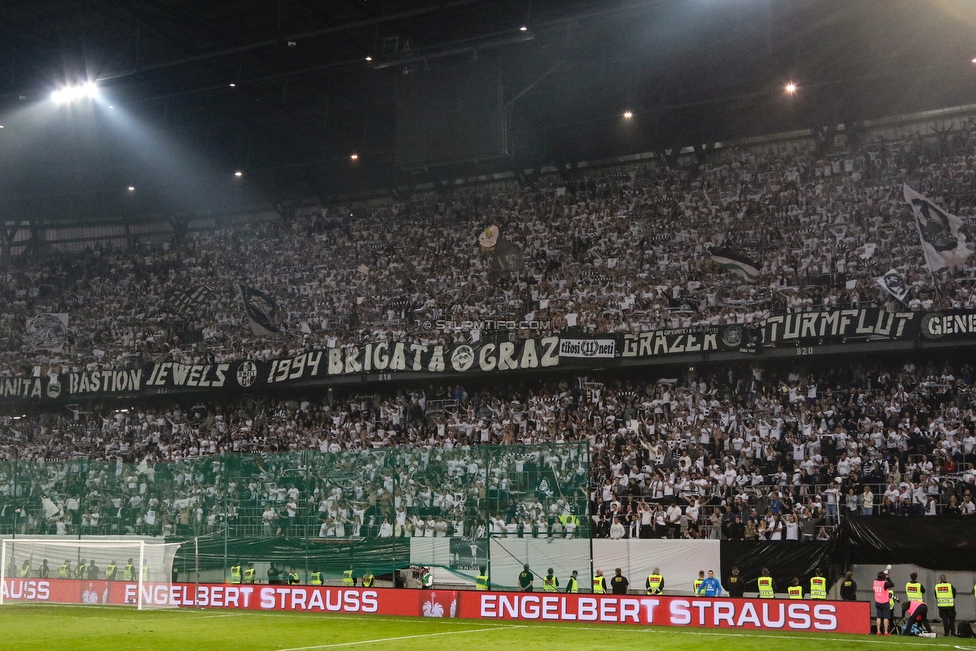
left=1, top=538, right=182, bottom=610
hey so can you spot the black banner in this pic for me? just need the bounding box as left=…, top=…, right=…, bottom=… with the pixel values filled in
left=620, top=324, right=761, bottom=359
left=6, top=309, right=976, bottom=403
left=166, top=284, right=214, bottom=320
left=762, top=308, right=916, bottom=345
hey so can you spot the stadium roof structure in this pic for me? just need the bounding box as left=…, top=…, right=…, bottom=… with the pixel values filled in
left=1, top=0, right=975, bottom=225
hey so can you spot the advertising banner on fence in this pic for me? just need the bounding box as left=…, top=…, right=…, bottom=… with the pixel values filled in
left=2, top=580, right=869, bottom=634
left=461, top=592, right=869, bottom=634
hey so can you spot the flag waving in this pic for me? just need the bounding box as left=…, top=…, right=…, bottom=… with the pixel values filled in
left=904, top=185, right=972, bottom=271
left=708, top=246, right=760, bottom=282
left=876, top=269, right=909, bottom=303
left=237, top=283, right=279, bottom=336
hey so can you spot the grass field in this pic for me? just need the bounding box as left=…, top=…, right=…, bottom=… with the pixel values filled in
left=2, top=605, right=973, bottom=651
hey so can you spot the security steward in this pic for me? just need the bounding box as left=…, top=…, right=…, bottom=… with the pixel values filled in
left=694, top=571, right=705, bottom=594
left=310, top=569, right=323, bottom=586
left=243, top=563, right=256, bottom=584
left=124, top=559, right=136, bottom=582
left=59, top=560, right=71, bottom=579
left=646, top=567, right=664, bottom=595
left=810, top=570, right=827, bottom=600
left=105, top=560, right=118, bottom=581
left=905, top=572, right=924, bottom=602
left=610, top=568, right=629, bottom=595
left=230, top=560, right=243, bottom=584
left=839, top=571, right=858, bottom=601
left=592, top=569, right=606, bottom=594
left=361, top=570, right=375, bottom=588
left=566, top=570, right=579, bottom=593
left=74, top=560, right=86, bottom=579
left=757, top=568, right=775, bottom=598
left=935, top=575, right=957, bottom=637
left=788, top=577, right=803, bottom=599
left=343, top=567, right=355, bottom=587
left=726, top=566, right=744, bottom=598
left=543, top=568, right=559, bottom=593
left=476, top=566, right=490, bottom=591
left=20, top=559, right=31, bottom=578
left=38, top=559, right=50, bottom=580
left=518, top=564, right=534, bottom=592
left=288, top=568, right=300, bottom=585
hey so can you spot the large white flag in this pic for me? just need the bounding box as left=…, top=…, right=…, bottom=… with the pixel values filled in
left=904, top=185, right=972, bottom=271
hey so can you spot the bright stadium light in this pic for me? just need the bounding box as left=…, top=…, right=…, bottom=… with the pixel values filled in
left=785, top=82, right=797, bottom=94
left=623, top=111, right=633, bottom=119
left=350, top=153, right=359, bottom=161
left=520, top=26, right=528, bottom=31
left=51, top=81, right=99, bottom=104
left=127, top=186, right=135, bottom=192
left=234, top=170, right=243, bottom=177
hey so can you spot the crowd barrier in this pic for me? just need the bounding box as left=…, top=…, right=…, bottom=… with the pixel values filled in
left=1, top=579, right=870, bottom=634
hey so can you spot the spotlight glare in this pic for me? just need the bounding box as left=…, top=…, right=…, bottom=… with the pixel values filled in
left=51, top=90, right=64, bottom=103
left=350, top=153, right=359, bottom=161
left=229, top=83, right=236, bottom=87
left=520, top=26, right=528, bottom=31
left=785, top=82, right=797, bottom=94
left=108, top=105, right=115, bottom=109
left=365, top=56, right=373, bottom=62
left=127, top=186, right=135, bottom=192
left=83, top=81, right=98, bottom=98
left=234, top=171, right=243, bottom=177
left=623, top=111, right=633, bottom=119
left=972, top=57, right=976, bottom=64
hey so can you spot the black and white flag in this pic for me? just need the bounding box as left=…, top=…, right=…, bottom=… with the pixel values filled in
left=493, top=235, right=524, bottom=272
left=165, top=284, right=214, bottom=320
left=904, top=185, right=972, bottom=271
left=237, top=283, right=279, bottom=336
left=708, top=246, right=759, bottom=282
left=25, top=313, right=69, bottom=352
left=876, top=269, right=909, bottom=303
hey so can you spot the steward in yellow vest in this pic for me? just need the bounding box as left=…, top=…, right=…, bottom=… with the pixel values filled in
left=342, top=569, right=355, bottom=586
left=694, top=571, right=705, bottom=595
left=74, top=561, right=86, bottom=579
left=243, top=565, right=256, bottom=584
left=105, top=561, right=118, bottom=581
left=20, top=561, right=31, bottom=578
left=230, top=562, right=242, bottom=584
left=543, top=568, right=558, bottom=592
left=566, top=571, right=579, bottom=593
left=476, top=566, right=489, bottom=590
left=788, top=578, right=803, bottom=599
left=362, top=572, right=374, bottom=588
left=646, top=567, right=663, bottom=595
left=810, top=573, right=827, bottom=599
left=58, top=561, right=71, bottom=579
left=310, top=571, right=323, bottom=586
left=935, top=575, right=956, bottom=637
left=905, top=573, right=924, bottom=601
left=124, top=560, right=135, bottom=581
left=592, top=570, right=606, bottom=594
left=757, top=568, right=774, bottom=598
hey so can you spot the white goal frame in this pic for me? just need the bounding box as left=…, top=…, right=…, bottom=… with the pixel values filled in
left=1, top=538, right=148, bottom=609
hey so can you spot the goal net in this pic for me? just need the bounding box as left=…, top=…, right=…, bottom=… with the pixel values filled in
left=1, top=538, right=183, bottom=610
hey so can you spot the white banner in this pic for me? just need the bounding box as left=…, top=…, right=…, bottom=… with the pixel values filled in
left=558, top=338, right=616, bottom=359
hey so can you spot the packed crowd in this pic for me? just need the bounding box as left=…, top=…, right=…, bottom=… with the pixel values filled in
left=2, top=117, right=976, bottom=378
left=1, top=353, right=975, bottom=539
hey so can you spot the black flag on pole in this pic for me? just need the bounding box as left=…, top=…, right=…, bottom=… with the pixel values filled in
left=237, top=283, right=279, bottom=336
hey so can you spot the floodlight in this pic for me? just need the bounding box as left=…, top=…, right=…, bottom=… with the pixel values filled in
left=623, top=111, right=633, bottom=119
left=785, top=83, right=797, bottom=94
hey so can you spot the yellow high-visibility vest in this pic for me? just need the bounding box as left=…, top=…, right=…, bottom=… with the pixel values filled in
left=810, top=576, right=827, bottom=599
left=758, top=576, right=774, bottom=598
left=788, top=585, right=803, bottom=599
left=592, top=577, right=605, bottom=594
left=647, top=574, right=663, bottom=595
left=935, top=583, right=954, bottom=608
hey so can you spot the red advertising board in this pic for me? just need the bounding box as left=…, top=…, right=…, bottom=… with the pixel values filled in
left=457, top=592, right=869, bottom=634
left=2, top=579, right=868, bottom=634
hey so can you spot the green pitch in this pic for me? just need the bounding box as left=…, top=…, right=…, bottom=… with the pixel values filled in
left=0, top=605, right=966, bottom=651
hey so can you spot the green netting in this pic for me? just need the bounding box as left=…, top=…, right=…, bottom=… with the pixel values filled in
left=0, top=442, right=589, bottom=582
